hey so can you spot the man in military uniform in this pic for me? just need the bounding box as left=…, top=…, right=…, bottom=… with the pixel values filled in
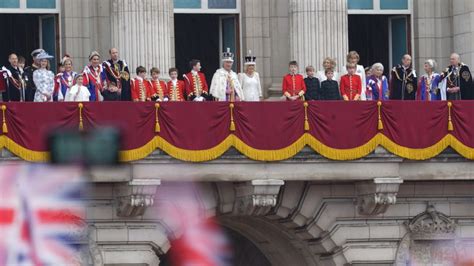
left=3, top=54, right=24, bottom=102
left=103, top=48, right=131, bottom=101
left=389, top=54, right=417, bottom=100
left=183, top=59, right=213, bottom=101
left=439, top=53, right=474, bottom=100
left=23, top=49, right=44, bottom=102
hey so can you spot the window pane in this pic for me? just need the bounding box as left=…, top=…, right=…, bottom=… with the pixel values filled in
left=380, top=0, right=408, bottom=9
left=209, top=0, right=236, bottom=9
left=0, top=0, right=20, bottom=8
left=347, top=0, right=373, bottom=9
left=221, top=17, right=236, bottom=71
left=174, top=0, right=201, bottom=9
left=391, top=17, right=407, bottom=67
left=41, top=16, right=57, bottom=73
left=27, top=0, right=56, bottom=9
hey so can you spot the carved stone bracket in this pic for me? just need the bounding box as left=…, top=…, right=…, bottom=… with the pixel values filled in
left=114, top=179, right=161, bottom=217
left=356, top=177, right=403, bottom=216
left=233, top=179, right=284, bottom=216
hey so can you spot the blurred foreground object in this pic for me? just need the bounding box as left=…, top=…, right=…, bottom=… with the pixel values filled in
left=155, top=183, right=232, bottom=266
left=0, top=164, right=86, bottom=266
left=48, top=127, right=121, bottom=166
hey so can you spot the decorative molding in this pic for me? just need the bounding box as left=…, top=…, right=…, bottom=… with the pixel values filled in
left=356, top=177, right=403, bottom=216
left=114, top=179, right=161, bottom=217
left=234, top=179, right=284, bottom=216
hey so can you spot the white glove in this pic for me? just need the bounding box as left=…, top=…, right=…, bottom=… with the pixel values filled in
left=194, top=96, right=205, bottom=102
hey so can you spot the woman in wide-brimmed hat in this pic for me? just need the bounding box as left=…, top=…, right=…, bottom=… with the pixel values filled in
left=33, top=51, right=55, bottom=102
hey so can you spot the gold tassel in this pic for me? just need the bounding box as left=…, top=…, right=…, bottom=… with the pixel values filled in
left=2, top=105, right=7, bottom=134
left=304, top=102, right=310, bottom=131
left=448, top=102, right=454, bottom=132
left=78, top=103, right=84, bottom=131
left=155, top=103, right=161, bottom=133
left=377, top=101, right=384, bottom=130
left=229, top=103, right=236, bottom=132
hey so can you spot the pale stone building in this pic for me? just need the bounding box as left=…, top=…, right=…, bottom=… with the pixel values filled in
left=2, top=0, right=474, bottom=265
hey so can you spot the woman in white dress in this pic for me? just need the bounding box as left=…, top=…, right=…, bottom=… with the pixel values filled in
left=316, top=57, right=339, bottom=83
left=33, top=51, right=55, bottom=102
left=238, top=51, right=263, bottom=101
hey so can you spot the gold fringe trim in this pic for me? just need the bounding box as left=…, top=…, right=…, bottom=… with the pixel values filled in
left=379, top=134, right=450, bottom=160
left=304, top=102, right=310, bottom=131
left=448, top=102, right=454, bottom=132
left=159, top=136, right=234, bottom=162
left=449, top=134, right=474, bottom=160
left=377, top=101, right=384, bottom=130
left=155, top=103, right=161, bottom=133
left=2, top=105, right=8, bottom=134
left=306, top=133, right=379, bottom=161
left=0, top=136, right=48, bottom=162
left=234, top=135, right=307, bottom=161
left=78, top=103, right=84, bottom=131
left=1, top=134, right=473, bottom=162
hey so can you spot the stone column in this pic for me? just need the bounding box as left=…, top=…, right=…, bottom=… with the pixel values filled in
left=241, top=0, right=272, bottom=98
left=289, top=0, right=348, bottom=74
left=110, top=0, right=174, bottom=76
left=413, top=0, right=453, bottom=73
left=452, top=1, right=474, bottom=68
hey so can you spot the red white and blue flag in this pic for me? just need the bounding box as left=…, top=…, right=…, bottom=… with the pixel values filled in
left=0, top=164, right=85, bottom=266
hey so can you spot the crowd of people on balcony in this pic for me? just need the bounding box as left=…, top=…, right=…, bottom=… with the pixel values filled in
left=0, top=47, right=473, bottom=103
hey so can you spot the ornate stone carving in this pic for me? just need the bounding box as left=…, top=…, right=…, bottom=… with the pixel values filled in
left=234, top=180, right=284, bottom=216
left=356, top=177, right=403, bottom=216
left=114, top=179, right=161, bottom=217
left=407, top=205, right=457, bottom=240
left=395, top=205, right=459, bottom=266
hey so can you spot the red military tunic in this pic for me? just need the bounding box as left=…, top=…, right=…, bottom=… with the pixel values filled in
left=167, top=80, right=186, bottom=102
left=148, top=79, right=168, bottom=101
left=184, top=71, right=209, bottom=99
left=131, top=77, right=152, bottom=102
left=282, top=74, right=306, bottom=100
left=340, top=74, right=362, bottom=101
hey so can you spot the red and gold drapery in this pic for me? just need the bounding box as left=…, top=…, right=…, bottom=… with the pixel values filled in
left=0, top=101, right=473, bottom=162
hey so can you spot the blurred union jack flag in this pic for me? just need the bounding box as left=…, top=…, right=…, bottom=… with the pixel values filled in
left=0, top=164, right=86, bottom=266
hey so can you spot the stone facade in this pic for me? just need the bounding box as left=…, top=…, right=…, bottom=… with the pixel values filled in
left=24, top=0, right=474, bottom=264
left=70, top=148, right=474, bottom=265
